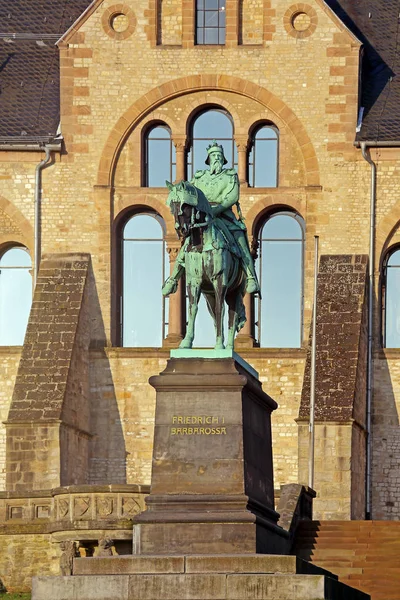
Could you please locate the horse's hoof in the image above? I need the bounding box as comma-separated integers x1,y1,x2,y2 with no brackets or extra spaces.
179,339,193,349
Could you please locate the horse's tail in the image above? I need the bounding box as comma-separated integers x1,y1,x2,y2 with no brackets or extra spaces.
236,280,247,332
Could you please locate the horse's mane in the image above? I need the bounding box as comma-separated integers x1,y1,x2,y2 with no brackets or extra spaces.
167,181,213,218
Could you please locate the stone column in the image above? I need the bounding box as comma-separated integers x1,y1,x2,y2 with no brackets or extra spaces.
172,136,186,182
164,245,183,348
235,137,249,186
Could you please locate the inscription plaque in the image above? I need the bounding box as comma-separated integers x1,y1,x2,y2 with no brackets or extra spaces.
171,415,226,435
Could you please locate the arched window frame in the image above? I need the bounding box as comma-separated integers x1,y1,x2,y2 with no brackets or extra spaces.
247,122,279,188
143,122,176,187
381,245,400,348
0,243,32,346
115,209,169,347
186,106,237,179
195,0,226,45
253,210,305,348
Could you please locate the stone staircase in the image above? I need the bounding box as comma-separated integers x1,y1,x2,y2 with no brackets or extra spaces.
293,521,400,600
32,554,370,599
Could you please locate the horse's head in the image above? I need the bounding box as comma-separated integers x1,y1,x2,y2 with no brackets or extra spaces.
166,180,212,239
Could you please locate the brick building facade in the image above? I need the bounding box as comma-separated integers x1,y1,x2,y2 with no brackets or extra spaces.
1,0,400,590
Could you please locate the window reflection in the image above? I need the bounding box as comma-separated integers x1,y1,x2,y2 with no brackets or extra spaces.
196,0,226,45
122,213,168,347
0,246,32,345
255,213,304,348
384,248,400,348
187,108,237,178
248,125,278,188
145,124,176,187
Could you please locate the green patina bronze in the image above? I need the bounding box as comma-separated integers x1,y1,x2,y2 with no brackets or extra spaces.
162,140,259,350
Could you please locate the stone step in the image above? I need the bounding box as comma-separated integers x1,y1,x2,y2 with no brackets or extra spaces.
32,572,370,600
73,554,337,578
293,521,400,600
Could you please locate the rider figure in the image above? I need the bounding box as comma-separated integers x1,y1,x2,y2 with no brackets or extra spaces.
162,140,260,296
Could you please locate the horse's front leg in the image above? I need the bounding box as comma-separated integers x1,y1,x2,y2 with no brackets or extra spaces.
179,280,201,349
213,278,227,350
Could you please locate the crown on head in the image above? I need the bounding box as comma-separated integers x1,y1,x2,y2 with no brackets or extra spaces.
205,140,228,165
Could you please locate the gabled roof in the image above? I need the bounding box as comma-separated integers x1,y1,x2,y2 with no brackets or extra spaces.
326,0,400,142
0,41,60,140
0,0,92,36
0,0,92,143
1,0,400,144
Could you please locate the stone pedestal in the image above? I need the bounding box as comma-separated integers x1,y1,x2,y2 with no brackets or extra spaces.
134,353,288,554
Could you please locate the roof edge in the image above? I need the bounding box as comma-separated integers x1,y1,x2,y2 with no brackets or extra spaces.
0,137,63,151
56,0,104,46
354,140,400,148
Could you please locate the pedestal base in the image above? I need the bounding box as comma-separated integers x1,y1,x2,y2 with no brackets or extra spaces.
134,356,286,555
32,554,370,600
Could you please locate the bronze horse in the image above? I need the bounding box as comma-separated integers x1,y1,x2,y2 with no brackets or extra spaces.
165,180,246,349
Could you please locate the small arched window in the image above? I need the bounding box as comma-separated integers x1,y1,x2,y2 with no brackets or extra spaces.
121,213,169,347
248,124,278,187
0,246,32,345
187,108,237,179
255,212,304,348
196,0,226,45
144,124,176,187
383,247,400,348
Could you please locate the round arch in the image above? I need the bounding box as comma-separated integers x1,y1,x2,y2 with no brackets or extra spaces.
97,75,320,188
184,95,242,134
139,111,180,137
0,195,34,253
245,194,305,243
377,204,400,270
114,194,176,239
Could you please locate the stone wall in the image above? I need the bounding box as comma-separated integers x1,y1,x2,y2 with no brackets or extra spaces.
5,254,92,491
299,255,368,519
0,349,21,490
1,0,400,522
160,0,182,45
0,485,147,592
371,352,400,519
241,0,265,45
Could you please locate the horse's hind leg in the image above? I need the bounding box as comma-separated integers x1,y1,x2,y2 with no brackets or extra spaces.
204,292,217,335
180,281,201,349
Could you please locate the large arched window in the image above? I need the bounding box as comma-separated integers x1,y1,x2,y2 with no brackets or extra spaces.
121,213,169,347
144,124,176,187
187,108,237,178
383,247,400,348
248,124,278,187
255,212,304,348
0,246,32,345
196,0,226,45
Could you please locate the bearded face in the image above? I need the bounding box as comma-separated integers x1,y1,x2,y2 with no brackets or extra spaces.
210,153,224,175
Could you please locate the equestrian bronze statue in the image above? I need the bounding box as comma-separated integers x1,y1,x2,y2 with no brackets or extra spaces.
162,140,259,350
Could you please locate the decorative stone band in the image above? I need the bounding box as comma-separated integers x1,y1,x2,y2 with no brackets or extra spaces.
0,484,149,529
